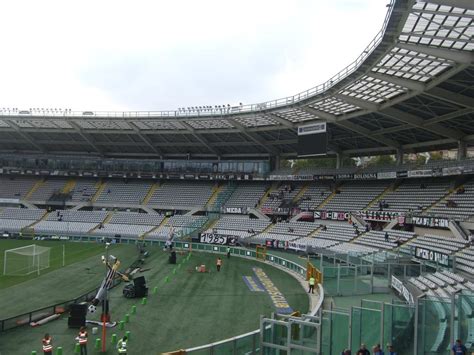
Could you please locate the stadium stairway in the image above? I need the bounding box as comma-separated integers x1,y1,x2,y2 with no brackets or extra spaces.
292,182,310,203
257,182,278,209
24,178,45,200
142,182,160,205
25,210,50,229
137,225,158,240
349,230,369,244
91,179,106,203
88,211,113,234
260,222,275,234
316,189,337,210
364,182,395,210
142,216,170,239
308,226,323,238
423,185,460,214
205,182,224,208
61,178,77,194
202,216,220,232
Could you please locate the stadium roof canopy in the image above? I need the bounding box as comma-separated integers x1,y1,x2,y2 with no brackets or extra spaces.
0,0,472,160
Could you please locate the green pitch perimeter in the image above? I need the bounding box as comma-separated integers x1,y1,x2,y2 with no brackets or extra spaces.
0,242,308,354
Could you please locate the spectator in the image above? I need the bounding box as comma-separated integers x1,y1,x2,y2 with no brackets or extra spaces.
451,339,467,355
386,344,397,355
356,344,370,355
372,344,383,355
341,350,352,355
385,232,389,242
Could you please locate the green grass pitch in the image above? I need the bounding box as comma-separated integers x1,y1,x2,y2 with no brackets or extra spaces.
0,243,308,354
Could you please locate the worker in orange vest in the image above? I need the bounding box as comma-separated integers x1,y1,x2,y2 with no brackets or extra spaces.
216,257,223,272
42,333,53,354
76,326,88,355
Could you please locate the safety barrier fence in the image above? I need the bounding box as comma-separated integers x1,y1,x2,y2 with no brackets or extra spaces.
0,279,121,333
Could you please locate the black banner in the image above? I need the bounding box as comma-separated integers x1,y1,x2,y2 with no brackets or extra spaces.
411,216,449,228
357,210,400,221
414,246,449,266
223,207,247,214
314,211,349,221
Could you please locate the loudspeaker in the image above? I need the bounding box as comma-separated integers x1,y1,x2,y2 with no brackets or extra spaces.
69,303,87,317
68,303,87,328
134,276,148,297
134,284,148,298
133,276,146,287
169,251,177,264
68,317,86,328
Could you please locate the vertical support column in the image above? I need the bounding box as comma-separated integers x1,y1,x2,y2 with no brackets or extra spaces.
450,292,456,348
348,307,353,350
396,148,404,166
380,302,385,347
337,263,341,295
336,153,342,169
370,263,374,294
328,302,333,355
414,296,419,355
457,139,467,161
274,155,281,171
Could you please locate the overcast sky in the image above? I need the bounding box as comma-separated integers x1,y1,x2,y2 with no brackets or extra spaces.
0,0,388,112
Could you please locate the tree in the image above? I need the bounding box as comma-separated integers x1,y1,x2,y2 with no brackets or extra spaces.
429,151,444,161
416,154,427,165
366,155,396,167
292,157,356,170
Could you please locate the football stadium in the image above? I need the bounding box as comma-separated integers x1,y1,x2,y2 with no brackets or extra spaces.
0,0,473,354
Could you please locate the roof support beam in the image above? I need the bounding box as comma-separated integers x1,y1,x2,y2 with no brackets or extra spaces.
424,87,474,109
302,105,398,148
128,123,164,158
228,118,279,155
412,8,474,18
368,72,426,92
7,121,45,153
335,120,399,148
181,122,220,156
381,107,464,140
396,42,474,64
424,107,473,125
333,94,379,111
299,106,337,122
372,108,473,136
265,113,295,128
69,121,104,155
423,0,474,11
400,33,472,44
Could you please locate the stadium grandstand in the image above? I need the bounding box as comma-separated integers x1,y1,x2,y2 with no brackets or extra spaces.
0,0,473,354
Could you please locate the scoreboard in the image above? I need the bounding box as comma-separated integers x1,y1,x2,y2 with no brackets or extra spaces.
297,122,327,157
